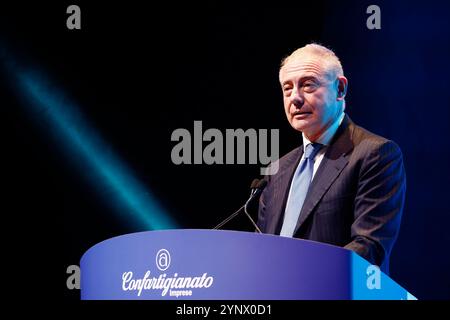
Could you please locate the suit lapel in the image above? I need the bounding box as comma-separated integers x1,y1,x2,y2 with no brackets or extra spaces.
293,116,355,235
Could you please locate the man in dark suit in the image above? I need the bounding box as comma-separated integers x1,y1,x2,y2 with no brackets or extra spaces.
257,44,406,274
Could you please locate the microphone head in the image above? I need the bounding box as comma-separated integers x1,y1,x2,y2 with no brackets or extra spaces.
250,178,260,189
256,179,267,190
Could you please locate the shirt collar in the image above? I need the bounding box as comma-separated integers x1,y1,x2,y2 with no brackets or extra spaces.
302,112,345,150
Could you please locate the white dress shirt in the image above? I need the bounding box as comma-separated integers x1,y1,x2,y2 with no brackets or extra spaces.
301,112,345,178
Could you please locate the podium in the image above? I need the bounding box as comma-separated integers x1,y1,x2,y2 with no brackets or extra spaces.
80,229,415,300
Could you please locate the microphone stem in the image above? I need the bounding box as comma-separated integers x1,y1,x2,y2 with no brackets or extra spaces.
213,186,264,233
213,204,246,230
244,198,262,233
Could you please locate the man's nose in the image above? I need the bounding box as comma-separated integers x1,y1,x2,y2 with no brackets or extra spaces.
290,87,304,108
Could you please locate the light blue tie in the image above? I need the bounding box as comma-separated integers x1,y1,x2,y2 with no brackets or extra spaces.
280,143,322,237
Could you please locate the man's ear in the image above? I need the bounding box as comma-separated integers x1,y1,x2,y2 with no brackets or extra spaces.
336,76,348,101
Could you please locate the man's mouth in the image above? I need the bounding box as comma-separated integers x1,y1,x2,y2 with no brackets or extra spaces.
292,111,312,117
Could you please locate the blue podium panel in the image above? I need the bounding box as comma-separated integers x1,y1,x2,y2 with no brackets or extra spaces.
80,229,415,300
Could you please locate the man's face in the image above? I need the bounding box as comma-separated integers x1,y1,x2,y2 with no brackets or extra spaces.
279,55,343,141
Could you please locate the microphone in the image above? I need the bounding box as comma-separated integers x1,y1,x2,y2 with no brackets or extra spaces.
213,179,267,233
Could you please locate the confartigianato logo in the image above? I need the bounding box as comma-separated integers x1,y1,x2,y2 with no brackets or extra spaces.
121,249,214,297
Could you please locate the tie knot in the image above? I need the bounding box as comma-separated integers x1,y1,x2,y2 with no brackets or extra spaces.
304,143,322,159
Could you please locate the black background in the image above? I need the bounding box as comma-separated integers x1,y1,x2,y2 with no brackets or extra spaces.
2,1,450,301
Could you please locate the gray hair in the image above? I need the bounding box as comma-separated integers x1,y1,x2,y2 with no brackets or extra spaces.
280,43,344,80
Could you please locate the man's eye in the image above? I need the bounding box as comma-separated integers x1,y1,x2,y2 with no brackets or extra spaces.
302,81,318,91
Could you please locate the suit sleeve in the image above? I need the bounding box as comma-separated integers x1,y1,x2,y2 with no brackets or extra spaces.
344,140,406,269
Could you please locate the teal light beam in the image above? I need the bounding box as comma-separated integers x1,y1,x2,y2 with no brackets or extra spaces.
6,58,178,231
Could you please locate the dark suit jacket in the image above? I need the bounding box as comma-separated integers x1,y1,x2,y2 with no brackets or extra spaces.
257,116,406,273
